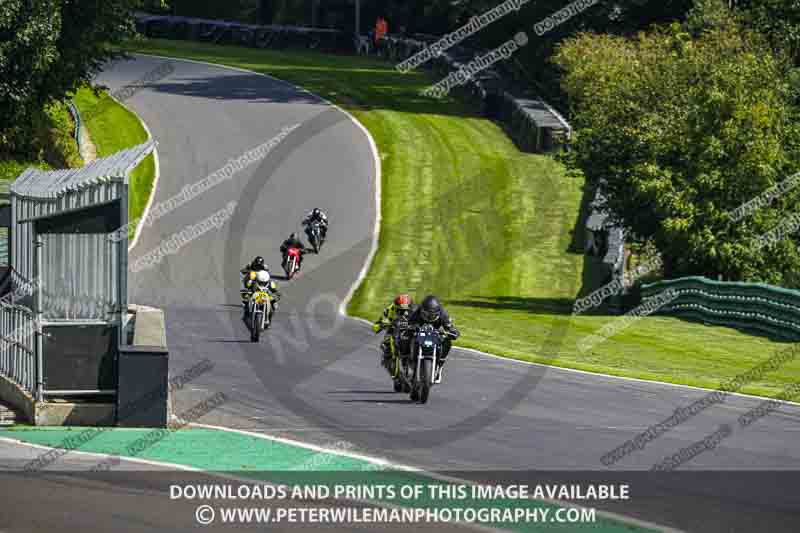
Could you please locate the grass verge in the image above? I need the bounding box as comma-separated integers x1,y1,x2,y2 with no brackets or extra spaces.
0,101,82,183
125,38,798,399
72,87,155,238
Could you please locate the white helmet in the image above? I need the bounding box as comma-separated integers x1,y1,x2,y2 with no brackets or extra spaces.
256,270,271,286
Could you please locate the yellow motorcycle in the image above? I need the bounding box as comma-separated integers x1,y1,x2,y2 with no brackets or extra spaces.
240,272,274,342
247,288,273,342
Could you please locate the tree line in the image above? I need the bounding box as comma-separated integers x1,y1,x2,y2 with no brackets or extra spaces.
5,1,800,284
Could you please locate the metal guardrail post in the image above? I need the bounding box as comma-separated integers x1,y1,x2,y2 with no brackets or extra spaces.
67,101,83,154
118,185,128,346
34,238,43,402
9,194,15,270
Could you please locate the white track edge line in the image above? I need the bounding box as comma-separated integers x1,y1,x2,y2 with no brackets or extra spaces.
188,422,679,532
351,308,800,407
0,435,202,472
0,434,498,533
3,429,673,532
104,92,161,253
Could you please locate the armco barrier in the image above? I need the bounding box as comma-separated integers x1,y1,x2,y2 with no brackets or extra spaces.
66,101,83,154
641,277,800,340
378,33,571,153
584,183,625,289
135,13,346,52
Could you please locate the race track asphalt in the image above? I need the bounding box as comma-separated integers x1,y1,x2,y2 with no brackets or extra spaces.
2,53,799,532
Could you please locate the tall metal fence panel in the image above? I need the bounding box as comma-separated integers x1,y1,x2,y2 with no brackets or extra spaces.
40,232,119,321
11,171,125,282
1,141,154,402
0,301,36,394
641,276,800,340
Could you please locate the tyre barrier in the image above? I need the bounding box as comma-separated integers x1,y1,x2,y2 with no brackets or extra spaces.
641,276,800,340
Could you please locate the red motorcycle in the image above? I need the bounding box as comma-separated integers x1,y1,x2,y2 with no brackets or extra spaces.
284,247,302,279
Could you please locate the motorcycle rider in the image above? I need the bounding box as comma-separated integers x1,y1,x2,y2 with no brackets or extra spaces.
407,295,460,380
240,255,268,295
372,294,415,369
302,208,328,241
246,269,280,323
240,257,280,318
280,233,306,271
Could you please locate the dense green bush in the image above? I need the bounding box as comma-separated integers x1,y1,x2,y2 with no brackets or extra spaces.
555,0,800,285
1,0,137,159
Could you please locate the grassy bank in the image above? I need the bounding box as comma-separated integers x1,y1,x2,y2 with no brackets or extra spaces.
0,89,154,237
0,102,83,261
127,38,797,398
72,87,155,238
0,101,82,183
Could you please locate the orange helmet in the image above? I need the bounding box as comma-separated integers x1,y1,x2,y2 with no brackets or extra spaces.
394,294,412,310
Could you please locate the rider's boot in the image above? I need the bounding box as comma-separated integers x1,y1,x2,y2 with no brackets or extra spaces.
380,341,392,371
435,358,445,383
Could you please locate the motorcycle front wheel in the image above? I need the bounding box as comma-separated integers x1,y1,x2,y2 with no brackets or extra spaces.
419,358,433,404
251,311,261,342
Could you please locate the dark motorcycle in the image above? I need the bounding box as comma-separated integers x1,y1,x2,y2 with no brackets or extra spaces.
408,323,443,404
307,221,325,254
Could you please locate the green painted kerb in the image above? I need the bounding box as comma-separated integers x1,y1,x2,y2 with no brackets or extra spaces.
4,427,659,533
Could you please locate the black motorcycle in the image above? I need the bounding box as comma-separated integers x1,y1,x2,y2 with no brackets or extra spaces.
307,221,325,254
408,323,444,404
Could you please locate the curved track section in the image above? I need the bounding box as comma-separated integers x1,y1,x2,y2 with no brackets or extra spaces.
3,54,798,532
116,54,800,465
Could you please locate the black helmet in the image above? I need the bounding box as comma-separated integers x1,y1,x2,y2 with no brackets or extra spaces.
419,295,441,323
252,256,265,270
313,208,321,217
289,233,297,240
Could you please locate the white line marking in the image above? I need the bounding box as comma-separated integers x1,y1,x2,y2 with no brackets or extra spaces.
457,344,800,408
108,93,161,253
189,422,681,532
0,436,497,533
